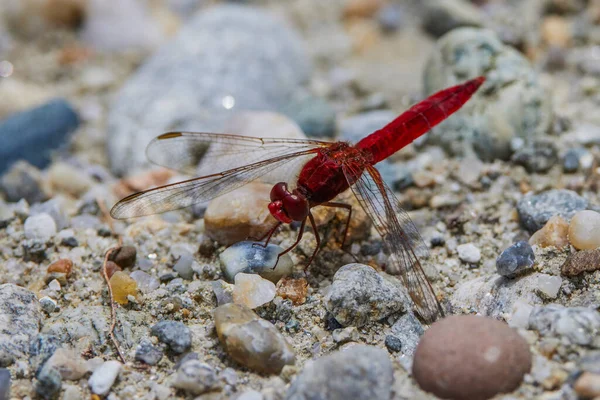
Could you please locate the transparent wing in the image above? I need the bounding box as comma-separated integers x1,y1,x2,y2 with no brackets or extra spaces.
146,132,329,177
111,149,319,219
342,163,444,323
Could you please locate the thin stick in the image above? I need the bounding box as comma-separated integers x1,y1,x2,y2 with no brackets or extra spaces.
102,247,125,363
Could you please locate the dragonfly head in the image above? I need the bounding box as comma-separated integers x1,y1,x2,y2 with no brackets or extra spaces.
268,182,309,223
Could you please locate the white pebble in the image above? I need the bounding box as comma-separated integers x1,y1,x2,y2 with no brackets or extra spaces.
457,243,481,264
568,210,600,250
233,273,276,309
536,275,562,299
88,360,122,396
24,213,57,241
507,300,534,329
47,279,61,291
237,390,264,400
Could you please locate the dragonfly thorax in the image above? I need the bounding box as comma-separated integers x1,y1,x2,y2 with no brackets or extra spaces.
268,182,309,224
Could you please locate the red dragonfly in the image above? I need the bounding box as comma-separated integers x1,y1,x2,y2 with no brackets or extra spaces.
111,76,485,323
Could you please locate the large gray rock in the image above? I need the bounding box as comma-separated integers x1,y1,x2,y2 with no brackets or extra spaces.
324,264,406,327
107,4,310,175
528,305,600,348
423,28,552,161
517,189,588,233
0,284,42,366
286,345,393,400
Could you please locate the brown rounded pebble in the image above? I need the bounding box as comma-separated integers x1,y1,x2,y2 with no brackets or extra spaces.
413,315,532,400
574,372,600,398
561,249,600,277
47,259,73,277
568,210,600,250
108,246,137,269
104,261,122,279
276,277,308,305
529,215,569,249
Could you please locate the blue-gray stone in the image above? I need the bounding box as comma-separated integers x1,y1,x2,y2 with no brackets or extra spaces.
0,99,79,174
496,241,535,278
107,4,310,175
283,96,336,138
0,368,10,400
29,334,61,375
173,253,195,280
384,335,402,353
0,161,47,204
135,339,164,366
563,148,586,173
219,241,293,283
517,189,588,232
35,364,61,400
151,321,191,354
388,312,424,356
511,140,558,173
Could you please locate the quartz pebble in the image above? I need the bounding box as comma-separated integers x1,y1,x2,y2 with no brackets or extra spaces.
568,210,600,250
535,275,562,299
561,249,600,276
285,345,393,400
325,264,405,327
109,271,138,305
529,215,569,249
88,360,121,396
496,241,535,278
24,213,57,242
413,315,532,400
130,270,160,293
457,243,481,264
214,303,295,374
204,183,278,246
135,340,163,366
151,321,192,354
219,241,294,283
574,372,600,398
233,273,277,309
517,189,588,233
528,305,600,347
276,277,308,305
44,348,88,380
0,368,9,400
172,360,219,395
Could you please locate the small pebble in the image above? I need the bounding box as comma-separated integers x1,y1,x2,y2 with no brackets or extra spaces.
562,148,583,173
517,189,588,233
568,210,600,250
332,327,359,344
511,140,559,173
561,249,600,276
0,161,46,204
151,320,192,354
88,360,121,396
135,340,163,366
172,360,219,395
238,390,264,400
529,215,569,249
276,277,308,305
130,270,160,293
109,271,138,305
108,246,137,269
44,348,88,380
413,315,532,400
457,243,481,264
24,213,57,242
325,264,405,327
39,297,57,314
214,303,295,374
211,280,234,305
384,335,402,353
536,274,562,299
388,313,424,356
496,241,535,278
233,273,277,309
47,162,93,197
285,345,393,400
173,253,195,280
35,364,62,400
47,259,73,277
219,241,294,283
574,372,600,398
0,368,9,400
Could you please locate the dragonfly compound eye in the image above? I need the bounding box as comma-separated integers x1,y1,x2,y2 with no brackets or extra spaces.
270,182,289,201
268,200,293,224
282,192,309,221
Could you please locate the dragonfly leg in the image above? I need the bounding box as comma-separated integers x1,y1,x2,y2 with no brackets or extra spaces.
250,222,282,249
273,218,307,269
320,202,352,248
304,212,321,271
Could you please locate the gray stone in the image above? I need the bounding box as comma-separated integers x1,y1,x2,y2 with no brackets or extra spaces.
107,4,310,175
88,360,121,396
324,264,406,327
528,305,600,347
24,213,57,242
41,306,109,347
424,28,551,161
0,284,41,366
0,368,9,400
388,313,424,356
384,335,402,353
563,148,586,173
219,241,294,284
285,345,393,400
511,140,559,173
135,340,163,366
422,0,483,38
28,334,61,374
496,241,535,278
517,189,588,232
35,364,62,400
151,321,192,354
283,95,336,138
457,243,481,264
173,253,195,280
30,199,69,230
172,360,219,395
0,161,47,204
